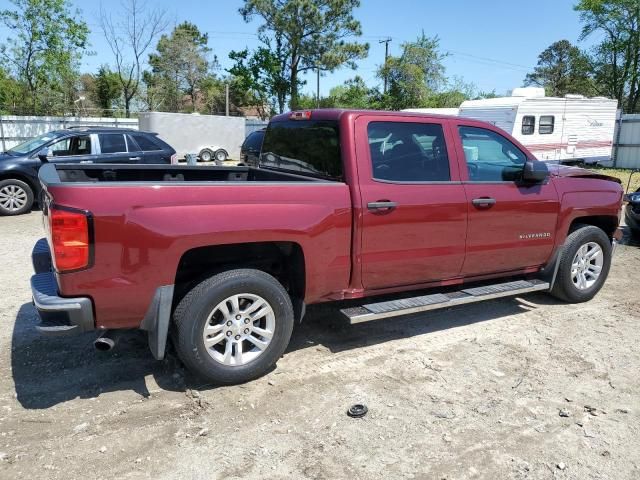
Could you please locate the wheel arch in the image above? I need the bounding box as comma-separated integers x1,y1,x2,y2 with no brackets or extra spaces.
172,241,306,319
568,215,619,239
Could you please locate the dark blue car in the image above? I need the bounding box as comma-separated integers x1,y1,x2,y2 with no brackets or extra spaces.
625,189,640,237
0,127,176,215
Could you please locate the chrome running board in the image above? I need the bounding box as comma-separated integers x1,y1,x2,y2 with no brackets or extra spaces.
340,279,550,324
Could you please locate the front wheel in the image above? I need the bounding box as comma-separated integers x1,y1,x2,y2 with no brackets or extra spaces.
198,148,213,162
173,269,294,384
550,225,612,303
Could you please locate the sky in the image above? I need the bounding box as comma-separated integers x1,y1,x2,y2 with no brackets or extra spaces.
1,0,599,97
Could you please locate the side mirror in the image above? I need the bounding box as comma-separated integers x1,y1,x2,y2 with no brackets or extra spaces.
37,147,52,162
522,160,549,183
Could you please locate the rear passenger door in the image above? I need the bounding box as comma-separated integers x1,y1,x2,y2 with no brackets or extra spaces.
97,133,136,163
454,123,560,276
356,116,468,290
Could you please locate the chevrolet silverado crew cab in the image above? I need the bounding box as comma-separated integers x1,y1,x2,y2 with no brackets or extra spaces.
30,110,624,384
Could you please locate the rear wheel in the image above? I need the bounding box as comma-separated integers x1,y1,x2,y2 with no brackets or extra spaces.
214,149,228,165
0,179,34,216
550,225,612,303
173,269,294,384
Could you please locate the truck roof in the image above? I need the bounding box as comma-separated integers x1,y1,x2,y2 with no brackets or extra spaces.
270,109,461,123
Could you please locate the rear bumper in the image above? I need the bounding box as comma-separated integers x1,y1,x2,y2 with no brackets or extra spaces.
31,238,94,336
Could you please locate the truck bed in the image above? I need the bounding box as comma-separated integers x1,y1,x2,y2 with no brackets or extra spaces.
40,163,331,185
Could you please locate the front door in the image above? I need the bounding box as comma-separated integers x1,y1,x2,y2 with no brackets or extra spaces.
46,134,96,164
356,116,468,290
454,123,560,276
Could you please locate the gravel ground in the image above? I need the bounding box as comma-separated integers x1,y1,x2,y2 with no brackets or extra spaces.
0,211,639,480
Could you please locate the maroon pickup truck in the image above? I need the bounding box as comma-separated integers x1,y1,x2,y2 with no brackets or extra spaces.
30,109,624,384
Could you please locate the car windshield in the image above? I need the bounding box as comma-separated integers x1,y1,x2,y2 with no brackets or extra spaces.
6,132,62,155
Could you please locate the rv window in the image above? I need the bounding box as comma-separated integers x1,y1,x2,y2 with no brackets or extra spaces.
539,116,555,135
521,116,535,135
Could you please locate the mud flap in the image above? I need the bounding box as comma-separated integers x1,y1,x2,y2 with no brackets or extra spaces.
140,285,174,360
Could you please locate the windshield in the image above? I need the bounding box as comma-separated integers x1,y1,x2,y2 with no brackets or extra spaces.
7,132,61,155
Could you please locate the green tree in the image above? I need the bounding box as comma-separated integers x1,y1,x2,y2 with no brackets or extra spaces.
0,67,24,114
240,0,369,110
229,35,292,115
328,76,374,108
576,0,640,112
378,33,447,110
0,0,89,114
148,22,212,112
524,40,596,97
94,66,123,116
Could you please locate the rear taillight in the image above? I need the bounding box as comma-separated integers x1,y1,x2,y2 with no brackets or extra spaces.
48,207,92,272
170,153,178,164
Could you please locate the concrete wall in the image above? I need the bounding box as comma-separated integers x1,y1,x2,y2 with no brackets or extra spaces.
0,116,138,151
139,112,246,160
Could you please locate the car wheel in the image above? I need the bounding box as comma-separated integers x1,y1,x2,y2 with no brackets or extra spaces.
214,149,228,165
0,179,34,216
550,225,612,303
198,148,213,162
173,269,294,384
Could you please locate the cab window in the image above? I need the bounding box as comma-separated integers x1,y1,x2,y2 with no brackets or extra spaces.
459,126,527,182
367,122,450,182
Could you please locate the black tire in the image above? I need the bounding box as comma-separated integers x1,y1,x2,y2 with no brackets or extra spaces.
173,269,294,384
198,148,213,162
0,178,34,216
214,149,228,165
550,225,612,303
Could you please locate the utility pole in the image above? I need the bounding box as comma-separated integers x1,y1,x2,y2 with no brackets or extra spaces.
379,37,392,94
225,83,230,116
316,68,320,109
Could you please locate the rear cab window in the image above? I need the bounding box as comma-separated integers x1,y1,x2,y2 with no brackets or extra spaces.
260,119,342,181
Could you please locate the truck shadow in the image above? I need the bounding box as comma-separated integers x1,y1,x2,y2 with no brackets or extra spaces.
11,303,183,409
12,292,555,409
287,292,555,355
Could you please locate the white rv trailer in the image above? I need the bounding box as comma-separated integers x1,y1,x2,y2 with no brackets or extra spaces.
458,88,618,163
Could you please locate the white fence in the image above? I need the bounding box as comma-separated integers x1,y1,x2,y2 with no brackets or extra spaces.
614,114,640,169
0,116,139,151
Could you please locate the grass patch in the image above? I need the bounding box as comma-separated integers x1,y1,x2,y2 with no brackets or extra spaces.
588,166,640,193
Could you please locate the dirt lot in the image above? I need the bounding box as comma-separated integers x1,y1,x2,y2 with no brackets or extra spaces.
0,212,639,480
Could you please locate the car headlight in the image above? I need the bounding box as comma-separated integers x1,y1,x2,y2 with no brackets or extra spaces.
627,193,640,203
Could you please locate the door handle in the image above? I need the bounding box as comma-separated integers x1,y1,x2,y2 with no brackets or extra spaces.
129,156,142,161
367,201,397,212
472,197,496,208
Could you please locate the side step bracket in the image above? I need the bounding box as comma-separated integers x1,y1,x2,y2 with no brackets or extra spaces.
340,279,549,324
